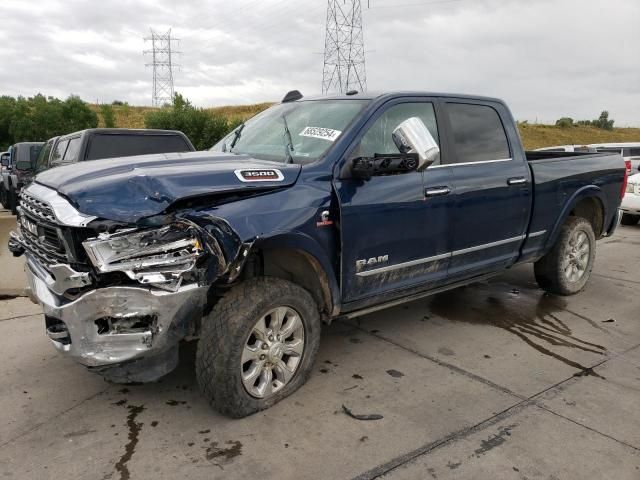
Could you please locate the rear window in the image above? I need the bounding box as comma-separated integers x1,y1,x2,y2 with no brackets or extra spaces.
445,103,510,164
85,134,192,161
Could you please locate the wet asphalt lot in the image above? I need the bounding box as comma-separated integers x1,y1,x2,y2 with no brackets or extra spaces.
0,208,639,479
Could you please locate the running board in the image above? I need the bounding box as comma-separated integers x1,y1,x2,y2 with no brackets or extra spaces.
340,272,500,320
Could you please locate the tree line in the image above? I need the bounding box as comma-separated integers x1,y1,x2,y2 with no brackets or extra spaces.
555,111,615,130
0,94,99,149
0,92,241,151
144,93,241,150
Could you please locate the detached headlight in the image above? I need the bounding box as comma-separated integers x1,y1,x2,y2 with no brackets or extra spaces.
83,225,203,290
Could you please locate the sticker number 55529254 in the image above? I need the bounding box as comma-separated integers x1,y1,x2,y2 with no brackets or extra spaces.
299,126,342,141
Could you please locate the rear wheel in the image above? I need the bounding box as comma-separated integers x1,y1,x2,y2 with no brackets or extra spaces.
196,277,321,418
620,213,640,226
534,217,596,296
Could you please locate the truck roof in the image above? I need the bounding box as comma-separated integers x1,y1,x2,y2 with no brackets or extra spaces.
301,90,506,104
59,128,187,139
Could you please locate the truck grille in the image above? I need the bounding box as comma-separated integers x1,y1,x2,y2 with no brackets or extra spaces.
20,191,57,223
19,191,69,271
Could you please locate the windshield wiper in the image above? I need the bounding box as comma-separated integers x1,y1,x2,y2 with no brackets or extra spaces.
227,122,245,152
281,114,295,164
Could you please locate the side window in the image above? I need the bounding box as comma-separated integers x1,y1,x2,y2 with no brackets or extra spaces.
50,139,69,165
62,137,81,163
358,102,439,159
446,103,510,163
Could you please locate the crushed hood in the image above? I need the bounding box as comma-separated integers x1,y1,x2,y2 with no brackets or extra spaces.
35,151,301,223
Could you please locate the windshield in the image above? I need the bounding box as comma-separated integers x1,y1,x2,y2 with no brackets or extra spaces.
212,100,367,164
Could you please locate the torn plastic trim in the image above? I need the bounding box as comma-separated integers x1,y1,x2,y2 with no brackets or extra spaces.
175,213,249,283
22,254,93,296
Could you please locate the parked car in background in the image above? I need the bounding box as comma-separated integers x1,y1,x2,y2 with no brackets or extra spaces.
9,91,626,418
591,143,640,174
534,145,597,153
34,128,195,174
1,142,43,214
621,172,640,225
0,151,10,209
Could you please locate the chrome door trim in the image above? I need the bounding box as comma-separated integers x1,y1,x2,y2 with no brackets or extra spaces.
428,158,512,169
356,252,451,277
450,235,525,257
528,230,547,238
356,234,532,277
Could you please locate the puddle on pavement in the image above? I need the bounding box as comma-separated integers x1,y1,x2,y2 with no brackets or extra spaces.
425,282,607,376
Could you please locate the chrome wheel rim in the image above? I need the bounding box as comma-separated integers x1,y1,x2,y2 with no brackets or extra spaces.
563,229,590,283
241,306,305,399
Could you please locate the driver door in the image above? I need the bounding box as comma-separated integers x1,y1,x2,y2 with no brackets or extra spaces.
334,99,454,306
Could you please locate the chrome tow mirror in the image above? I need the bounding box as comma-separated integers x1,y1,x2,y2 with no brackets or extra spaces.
392,117,440,170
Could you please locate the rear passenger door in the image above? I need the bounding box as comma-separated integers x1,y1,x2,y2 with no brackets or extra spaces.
441,100,531,279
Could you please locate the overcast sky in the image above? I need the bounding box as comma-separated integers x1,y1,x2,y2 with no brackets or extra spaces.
0,0,638,125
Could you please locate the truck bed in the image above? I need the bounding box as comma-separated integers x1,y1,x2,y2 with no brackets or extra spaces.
522,150,624,262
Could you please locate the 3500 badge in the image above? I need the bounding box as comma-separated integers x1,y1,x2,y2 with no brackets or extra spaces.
234,169,285,182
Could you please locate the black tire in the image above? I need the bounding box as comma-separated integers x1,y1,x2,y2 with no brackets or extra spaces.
620,213,640,226
196,277,321,418
8,186,17,215
534,217,596,296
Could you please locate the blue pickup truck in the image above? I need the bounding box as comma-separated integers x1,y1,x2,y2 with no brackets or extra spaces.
9,91,626,417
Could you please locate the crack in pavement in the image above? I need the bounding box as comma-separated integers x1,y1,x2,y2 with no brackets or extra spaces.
0,387,110,450
0,313,42,323
346,320,525,400
592,273,640,285
350,342,640,480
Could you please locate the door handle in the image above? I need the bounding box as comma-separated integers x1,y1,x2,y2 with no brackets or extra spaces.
507,177,527,185
425,186,451,197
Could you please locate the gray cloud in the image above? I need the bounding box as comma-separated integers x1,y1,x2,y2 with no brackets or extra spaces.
0,0,638,125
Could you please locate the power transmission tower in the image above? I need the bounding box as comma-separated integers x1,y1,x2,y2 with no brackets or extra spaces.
322,0,367,95
144,29,180,107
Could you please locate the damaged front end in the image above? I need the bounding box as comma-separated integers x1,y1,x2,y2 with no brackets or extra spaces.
10,183,248,382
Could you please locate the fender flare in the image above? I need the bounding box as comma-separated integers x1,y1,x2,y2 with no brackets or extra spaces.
252,231,341,316
544,185,607,251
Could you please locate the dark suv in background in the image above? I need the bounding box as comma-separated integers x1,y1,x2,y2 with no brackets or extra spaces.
35,128,195,174
1,142,43,214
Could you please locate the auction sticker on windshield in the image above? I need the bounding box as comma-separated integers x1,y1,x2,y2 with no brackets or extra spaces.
299,127,342,141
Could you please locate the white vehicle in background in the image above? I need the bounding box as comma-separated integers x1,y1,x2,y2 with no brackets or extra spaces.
534,145,596,153
621,172,640,225
590,143,640,175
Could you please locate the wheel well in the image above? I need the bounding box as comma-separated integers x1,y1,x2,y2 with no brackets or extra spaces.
258,249,333,319
569,197,604,237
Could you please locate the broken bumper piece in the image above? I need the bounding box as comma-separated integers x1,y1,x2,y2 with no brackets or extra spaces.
25,257,207,379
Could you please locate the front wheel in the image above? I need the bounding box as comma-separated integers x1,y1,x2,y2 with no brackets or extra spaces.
196,277,321,418
620,213,639,226
8,186,17,215
534,217,596,296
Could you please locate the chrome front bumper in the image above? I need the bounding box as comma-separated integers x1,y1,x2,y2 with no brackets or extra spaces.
25,257,207,368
